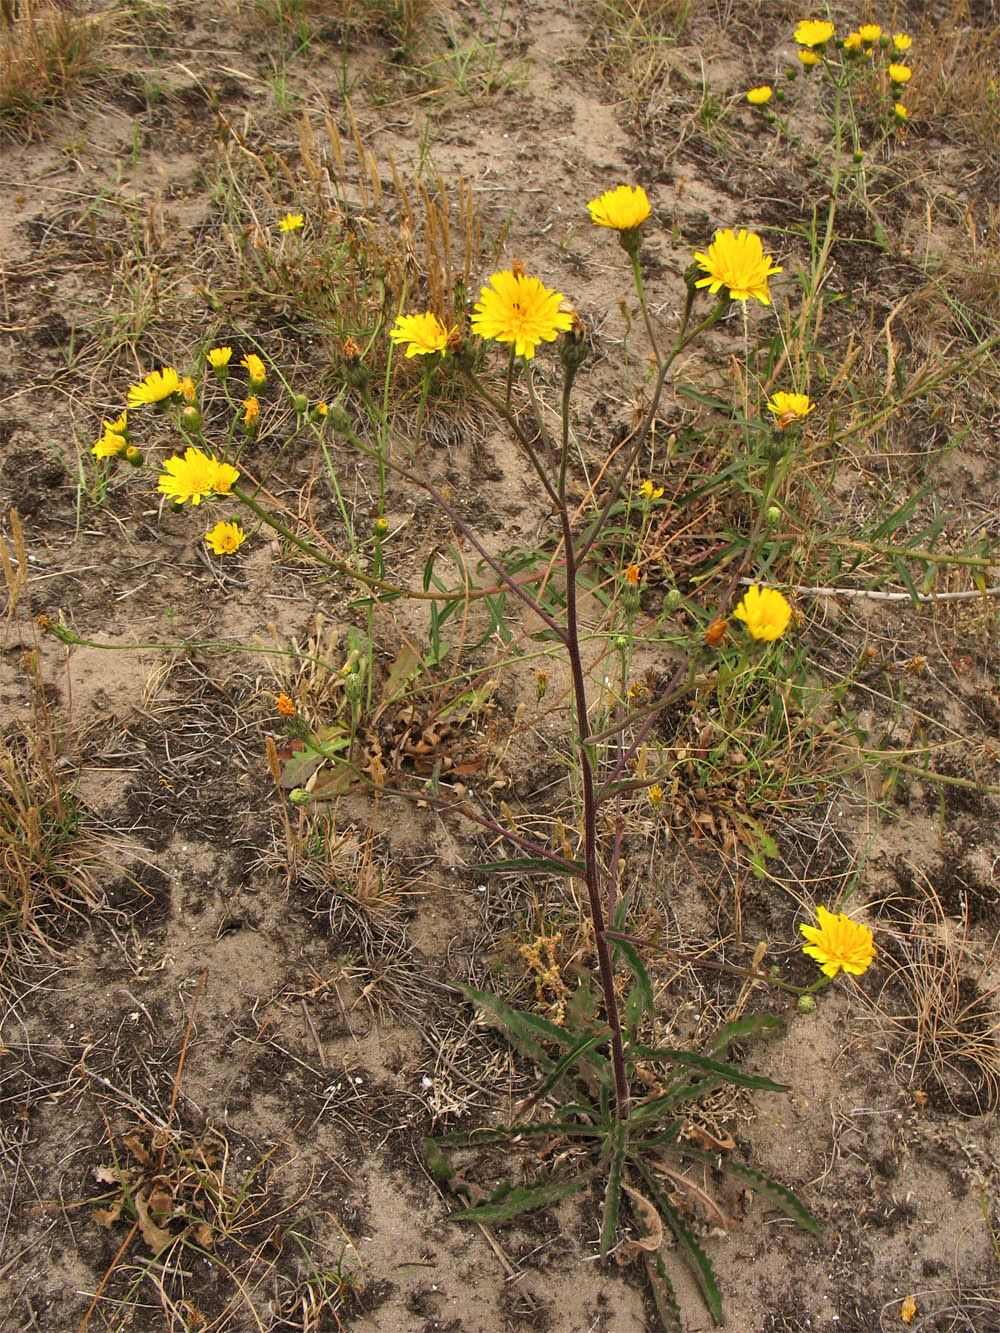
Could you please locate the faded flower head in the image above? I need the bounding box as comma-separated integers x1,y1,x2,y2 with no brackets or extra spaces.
648,785,664,808
205,520,246,555
794,18,835,46
127,366,181,407
276,692,296,717
587,184,651,232
766,391,815,424
243,396,260,431
624,563,641,586
389,311,452,357
746,85,773,105
800,906,876,978
278,212,304,232
843,30,862,50
693,228,783,305
732,584,792,641
470,269,574,360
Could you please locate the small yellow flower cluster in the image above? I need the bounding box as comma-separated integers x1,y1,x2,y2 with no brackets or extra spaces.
788,19,913,118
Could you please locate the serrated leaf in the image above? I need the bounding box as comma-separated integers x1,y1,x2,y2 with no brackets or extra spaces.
630,1045,787,1093
423,1137,455,1188
530,1027,611,1106
651,1185,722,1322
449,1171,595,1225
474,855,584,877
717,1157,820,1236
644,1250,683,1332
707,1012,782,1059
610,937,654,1023
462,985,574,1068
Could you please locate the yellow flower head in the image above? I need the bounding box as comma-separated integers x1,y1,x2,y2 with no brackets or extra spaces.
127,366,180,407
212,460,240,495
276,692,296,717
625,563,641,586
471,269,574,359
389,311,452,357
278,212,304,233
894,102,908,120
243,396,260,430
180,375,197,405
800,906,876,978
158,446,233,506
892,32,911,52
843,30,862,50
794,18,835,46
732,584,792,641
205,520,247,556
858,23,881,44
889,63,912,84
798,48,821,66
766,391,815,424
746,85,773,105
105,410,128,436
207,346,232,369
587,184,651,232
693,229,783,306
241,353,267,387
638,478,664,500
648,785,664,808
92,430,128,459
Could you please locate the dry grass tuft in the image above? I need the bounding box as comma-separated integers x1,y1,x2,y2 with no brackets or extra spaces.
0,0,102,131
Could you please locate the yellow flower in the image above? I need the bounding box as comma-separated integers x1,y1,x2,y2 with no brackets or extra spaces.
205,520,247,555
625,563,641,586
693,229,783,306
648,785,664,808
638,478,664,500
794,18,834,46
766,391,815,424
894,102,908,120
587,184,651,232
276,692,296,717
241,353,267,387
127,366,180,407
800,906,876,979
892,32,911,52
470,269,574,359
278,212,304,232
389,311,452,357
207,346,232,370
746,85,773,105
843,30,862,50
732,584,792,641
798,48,821,66
243,396,260,430
858,23,881,44
212,460,240,495
180,375,197,404
92,430,127,459
105,410,128,436
158,447,233,506
889,63,912,84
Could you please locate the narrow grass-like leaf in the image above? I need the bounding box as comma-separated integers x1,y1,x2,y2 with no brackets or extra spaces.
529,1027,611,1105
706,1013,781,1058
610,936,654,1023
600,1120,628,1258
463,985,576,1065
474,855,584,877
449,1170,595,1225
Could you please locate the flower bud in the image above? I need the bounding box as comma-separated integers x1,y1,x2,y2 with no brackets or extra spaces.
766,505,781,527
288,788,313,805
326,404,353,435
662,588,682,615
291,393,308,415
181,405,203,433
123,445,144,466
797,994,816,1015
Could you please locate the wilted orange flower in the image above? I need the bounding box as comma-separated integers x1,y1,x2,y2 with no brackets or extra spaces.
625,564,641,586
704,618,729,646
276,692,296,717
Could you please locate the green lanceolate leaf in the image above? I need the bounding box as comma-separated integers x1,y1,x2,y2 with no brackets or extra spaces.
629,1045,788,1093
644,1250,683,1333
600,1119,628,1258
461,985,575,1068
423,1137,455,1188
528,1027,611,1107
638,1163,722,1323
429,1118,605,1153
706,1012,782,1058
474,855,585,877
449,1170,596,1225
610,937,654,1024
693,1153,820,1236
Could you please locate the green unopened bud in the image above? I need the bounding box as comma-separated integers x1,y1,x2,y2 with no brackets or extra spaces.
797,994,816,1015
123,446,144,466
181,405,202,433
374,516,389,536
614,634,629,651
853,150,864,164
683,259,704,296
662,588,682,615
288,787,313,805
326,404,353,436
291,393,308,415
558,303,588,379
622,586,641,615
766,505,781,527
